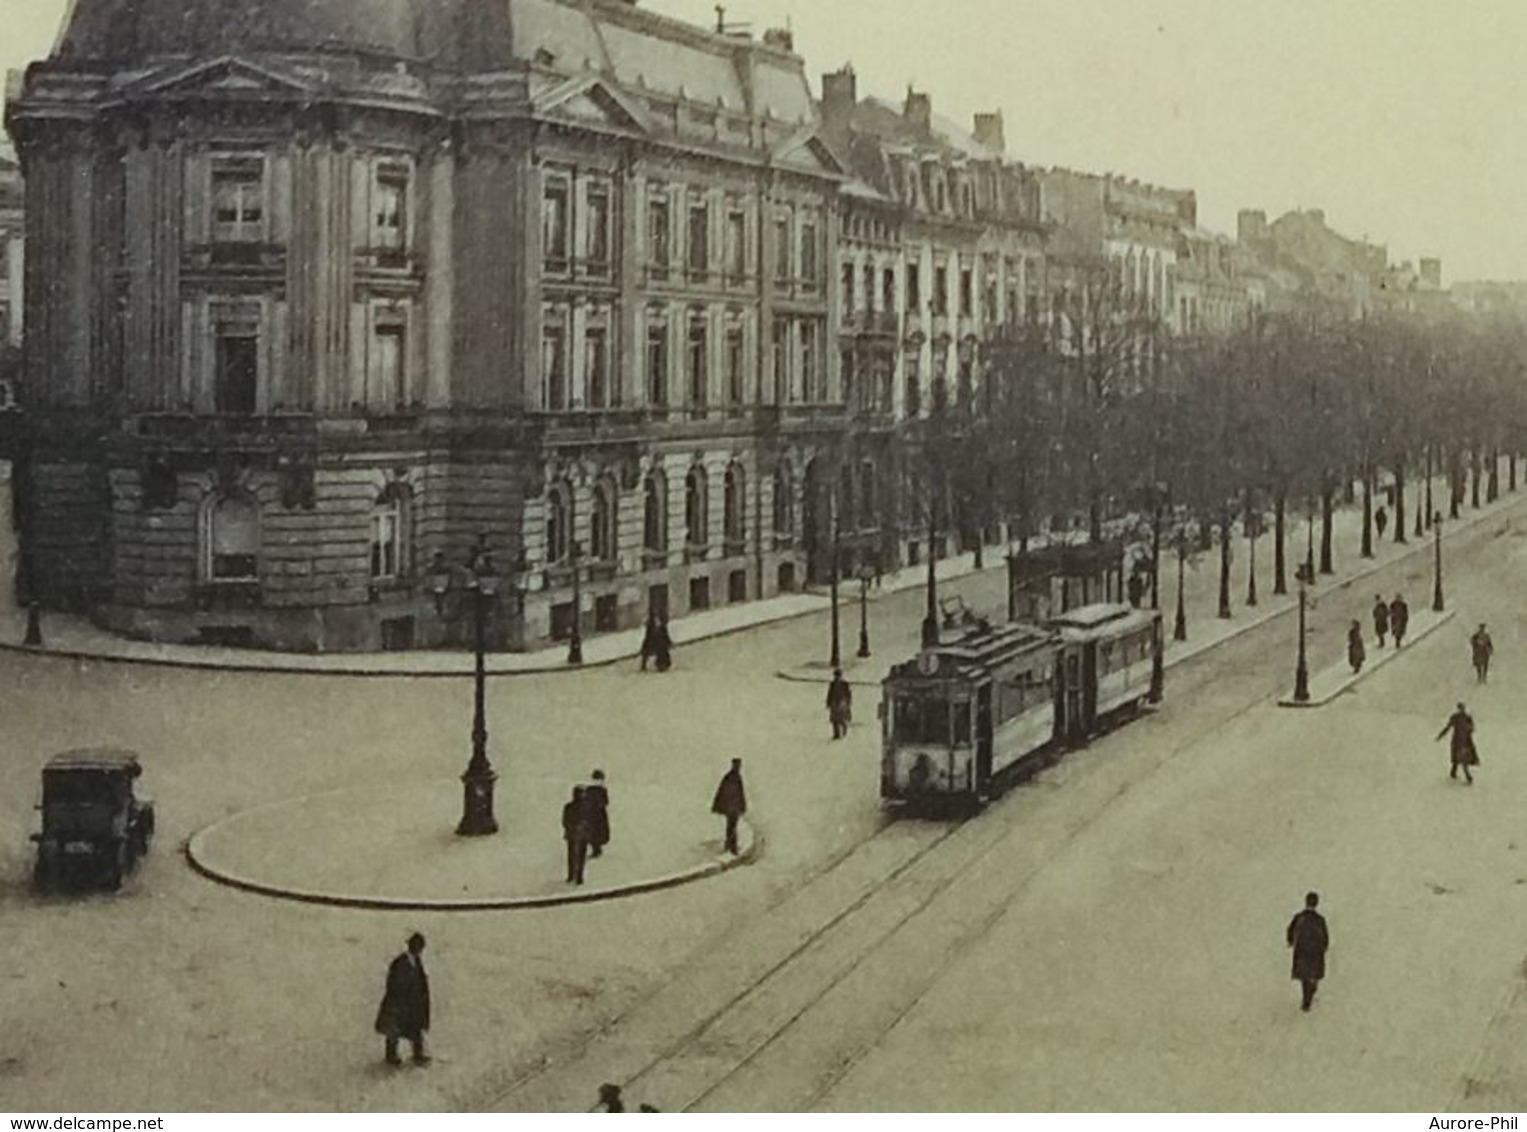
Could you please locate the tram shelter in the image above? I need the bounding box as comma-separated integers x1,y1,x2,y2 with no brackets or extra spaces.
1006,539,1126,623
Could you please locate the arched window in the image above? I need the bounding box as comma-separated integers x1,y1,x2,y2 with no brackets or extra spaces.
643,470,667,553
724,462,746,544
546,482,573,565
685,465,708,548
591,478,617,562
205,492,260,581
772,462,793,536
370,484,412,580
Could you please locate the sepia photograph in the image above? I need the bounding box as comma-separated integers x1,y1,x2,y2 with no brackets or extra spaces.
2,0,1526,1116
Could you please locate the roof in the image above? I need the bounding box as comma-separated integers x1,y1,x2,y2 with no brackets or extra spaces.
44,748,143,772
1048,602,1140,630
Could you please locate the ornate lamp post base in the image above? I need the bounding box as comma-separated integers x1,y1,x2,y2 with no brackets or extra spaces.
457,767,499,837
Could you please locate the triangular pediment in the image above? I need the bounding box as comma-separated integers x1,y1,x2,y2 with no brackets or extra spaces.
772,131,849,178
130,57,316,100
533,76,649,136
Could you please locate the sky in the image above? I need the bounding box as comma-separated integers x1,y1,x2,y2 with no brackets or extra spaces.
3,0,1525,282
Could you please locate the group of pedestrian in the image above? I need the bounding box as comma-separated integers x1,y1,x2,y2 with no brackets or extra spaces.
1370,593,1409,650
594,1083,659,1112
562,769,612,885
639,614,674,672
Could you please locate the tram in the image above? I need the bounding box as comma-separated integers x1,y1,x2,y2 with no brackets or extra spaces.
880,603,1163,809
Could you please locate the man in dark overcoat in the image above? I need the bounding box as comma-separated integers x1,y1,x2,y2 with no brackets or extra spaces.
585,770,611,858
1286,892,1329,1012
1437,702,1479,784
653,619,674,672
1347,621,1366,674
563,785,592,884
711,758,747,855
1389,593,1410,649
1372,595,1389,648
1471,624,1494,684
375,932,431,1065
826,669,853,739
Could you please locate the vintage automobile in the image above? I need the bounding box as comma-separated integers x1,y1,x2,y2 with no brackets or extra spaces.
31,749,155,891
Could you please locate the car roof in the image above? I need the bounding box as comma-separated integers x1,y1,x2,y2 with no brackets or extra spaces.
44,748,142,772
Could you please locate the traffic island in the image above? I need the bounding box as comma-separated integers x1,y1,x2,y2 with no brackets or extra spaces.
186,775,756,910
1278,608,1456,708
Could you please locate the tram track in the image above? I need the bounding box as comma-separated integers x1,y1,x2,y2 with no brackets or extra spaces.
483,508,1522,1113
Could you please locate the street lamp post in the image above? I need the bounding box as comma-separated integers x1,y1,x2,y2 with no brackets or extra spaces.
1173,530,1187,643
567,539,584,666
1293,573,1311,704
857,564,873,659
432,547,501,837
922,482,939,649
1432,511,1445,612
829,516,842,670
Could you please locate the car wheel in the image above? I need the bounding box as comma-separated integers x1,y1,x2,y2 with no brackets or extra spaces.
105,842,126,891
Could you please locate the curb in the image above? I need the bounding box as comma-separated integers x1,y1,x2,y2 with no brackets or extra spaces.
184,815,760,912
1277,609,1457,708
772,497,1523,690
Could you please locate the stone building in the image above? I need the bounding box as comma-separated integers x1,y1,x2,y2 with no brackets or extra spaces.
1236,207,1388,323
5,0,847,652
818,69,1048,574
0,142,21,354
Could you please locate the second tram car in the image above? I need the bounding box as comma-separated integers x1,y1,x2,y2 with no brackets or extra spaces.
881,603,1163,808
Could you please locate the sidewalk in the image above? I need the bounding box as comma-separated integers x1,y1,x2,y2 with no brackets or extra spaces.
0,545,997,677
779,474,1519,688
1277,608,1456,707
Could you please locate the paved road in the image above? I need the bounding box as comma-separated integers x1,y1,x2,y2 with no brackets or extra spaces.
0,480,1510,1111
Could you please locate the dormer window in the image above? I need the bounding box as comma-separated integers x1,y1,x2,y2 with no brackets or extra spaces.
212,158,264,245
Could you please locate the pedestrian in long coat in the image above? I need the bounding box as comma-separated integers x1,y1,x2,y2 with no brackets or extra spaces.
1286,892,1329,1012
711,758,747,856
826,670,853,739
1347,621,1366,674
563,786,592,884
1437,703,1480,784
1372,596,1390,647
1389,593,1410,649
639,616,660,672
375,932,431,1065
585,770,610,858
653,619,674,672
1375,506,1389,540
1471,624,1494,684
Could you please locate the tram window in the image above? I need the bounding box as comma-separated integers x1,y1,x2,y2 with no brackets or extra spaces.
895,694,952,745
953,704,971,744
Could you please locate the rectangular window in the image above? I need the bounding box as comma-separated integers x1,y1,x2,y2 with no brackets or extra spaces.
212,161,264,244
907,264,921,311
214,326,258,413
687,320,708,414
647,324,668,407
842,264,856,315
371,323,405,409
800,321,817,402
542,326,567,411
864,265,877,313
799,222,819,286
374,167,407,251
933,266,949,316
543,181,570,270
773,318,790,403
726,210,746,280
586,187,611,269
371,508,400,580
726,327,745,405
687,201,709,276
648,197,670,276
774,217,791,284
585,329,609,409
959,269,973,318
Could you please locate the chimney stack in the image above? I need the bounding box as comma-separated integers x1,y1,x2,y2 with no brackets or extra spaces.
1237,209,1267,245
762,27,794,52
821,65,857,132
972,111,1005,154
904,88,932,133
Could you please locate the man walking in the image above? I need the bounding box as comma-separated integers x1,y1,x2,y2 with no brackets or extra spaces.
1389,593,1410,649
1437,702,1480,785
1375,505,1389,541
1347,620,1366,675
1372,595,1389,648
563,785,592,883
826,669,853,740
1286,892,1329,1013
375,932,431,1066
1471,623,1494,684
711,758,748,856
585,770,610,858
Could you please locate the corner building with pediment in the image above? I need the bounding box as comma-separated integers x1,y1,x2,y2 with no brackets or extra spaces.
6,0,847,651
